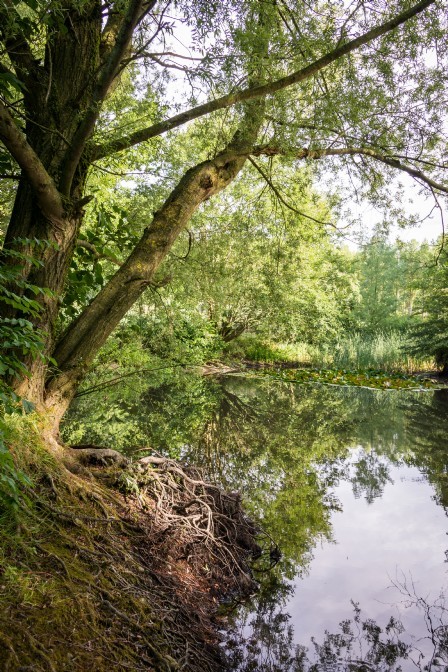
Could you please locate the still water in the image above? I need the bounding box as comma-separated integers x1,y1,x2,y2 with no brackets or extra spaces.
64,373,448,671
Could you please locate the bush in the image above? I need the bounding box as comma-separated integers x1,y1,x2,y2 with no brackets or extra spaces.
0,424,31,511
0,239,51,511
141,313,224,363
406,319,448,375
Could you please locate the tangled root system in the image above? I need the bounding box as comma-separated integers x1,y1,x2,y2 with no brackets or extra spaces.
0,431,275,672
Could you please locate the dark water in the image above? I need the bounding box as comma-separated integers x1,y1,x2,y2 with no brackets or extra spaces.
63,373,448,671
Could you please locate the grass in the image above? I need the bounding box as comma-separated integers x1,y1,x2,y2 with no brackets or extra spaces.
224,332,434,374
223,335,311,364
312,332,433,373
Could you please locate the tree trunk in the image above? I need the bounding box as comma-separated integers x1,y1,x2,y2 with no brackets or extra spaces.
44,138,260,418
0,0,265,435
219,321,247,343
1,1,104,403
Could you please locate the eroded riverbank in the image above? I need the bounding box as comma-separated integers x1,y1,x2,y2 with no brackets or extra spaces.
0,418,268,671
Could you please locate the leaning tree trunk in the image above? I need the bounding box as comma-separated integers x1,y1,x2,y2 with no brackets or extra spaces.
43,103,264,426
9,135,258,427
0,0,265,437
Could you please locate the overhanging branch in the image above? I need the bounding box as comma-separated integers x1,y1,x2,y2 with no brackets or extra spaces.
251,145,448,196
248,156,332,227
46,100,265,401
91,0,435,161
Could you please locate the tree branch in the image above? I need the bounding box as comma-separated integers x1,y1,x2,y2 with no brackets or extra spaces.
145,53,193,73
100,4,126,63
76,239,122,266
47,97,266,402
251,145,448,195
100,0,158,62
47,152,245,396
248,156,332,227
138,51,203,61
91,0,435,161
0,100,63,222
0,0,39,84
59,0,157,195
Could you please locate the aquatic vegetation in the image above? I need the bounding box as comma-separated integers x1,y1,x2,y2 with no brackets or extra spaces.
256,366,437,390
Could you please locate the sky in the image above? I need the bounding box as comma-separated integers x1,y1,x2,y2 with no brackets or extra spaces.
287,458,448,668
334,179,446,250
353,200,443,247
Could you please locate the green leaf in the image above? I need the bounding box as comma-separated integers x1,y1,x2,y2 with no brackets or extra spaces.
0,72,27,94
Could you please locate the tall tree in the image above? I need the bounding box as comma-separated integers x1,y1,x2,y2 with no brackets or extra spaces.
0,0,447,434
351,234,411,331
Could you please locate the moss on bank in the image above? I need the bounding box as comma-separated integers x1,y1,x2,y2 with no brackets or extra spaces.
0,416,262,671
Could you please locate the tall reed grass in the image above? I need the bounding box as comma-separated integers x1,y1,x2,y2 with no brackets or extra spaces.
225,332,434,373
312,332,432,373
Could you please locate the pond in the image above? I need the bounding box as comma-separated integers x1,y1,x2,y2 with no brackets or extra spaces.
63,372,448,671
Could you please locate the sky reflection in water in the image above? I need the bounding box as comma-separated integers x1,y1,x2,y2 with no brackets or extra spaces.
222,383,448,671
288,459,448,666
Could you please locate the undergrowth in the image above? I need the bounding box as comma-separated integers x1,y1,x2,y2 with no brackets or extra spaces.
0,416,264,671
224,335,309,364
224,332,433,373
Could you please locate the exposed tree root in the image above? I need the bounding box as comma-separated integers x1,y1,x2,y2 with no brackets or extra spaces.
74,447,130,467
0,427,275,671
135,455,262,594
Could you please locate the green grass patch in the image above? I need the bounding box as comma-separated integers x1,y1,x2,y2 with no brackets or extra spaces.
224,336,311,364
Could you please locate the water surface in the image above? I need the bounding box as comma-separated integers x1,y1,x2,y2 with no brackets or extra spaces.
64,374,448,671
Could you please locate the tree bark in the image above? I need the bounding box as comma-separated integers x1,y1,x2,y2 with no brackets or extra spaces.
0,0,133,407
45,110,264,415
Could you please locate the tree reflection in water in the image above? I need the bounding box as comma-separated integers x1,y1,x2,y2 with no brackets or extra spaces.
63,375,448,671
226,577,448,671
